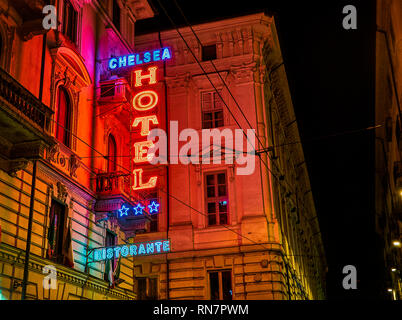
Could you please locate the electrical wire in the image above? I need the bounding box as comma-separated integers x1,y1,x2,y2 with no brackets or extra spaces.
6,27,323,297
156,0,319,236
155,0,325,295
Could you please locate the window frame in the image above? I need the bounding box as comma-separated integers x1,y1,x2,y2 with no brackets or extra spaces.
202,44,217,61
107,134,117,172
104,229,117,281
208,269,233,300
62,0,79,45
204,171,229,227
48,199,68,264
136,190,159,233
201,90,224,129
137,276,158,300
112,0,121,33
55,86,73,148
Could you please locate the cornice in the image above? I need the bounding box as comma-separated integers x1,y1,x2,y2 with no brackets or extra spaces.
0,243,135,300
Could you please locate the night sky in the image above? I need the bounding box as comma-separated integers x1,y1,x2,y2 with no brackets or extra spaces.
136,0,377,299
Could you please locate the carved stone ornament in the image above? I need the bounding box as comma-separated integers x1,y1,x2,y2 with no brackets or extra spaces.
0,159,29,177
56,182,68,203
69,154,80,178
46,144,60,162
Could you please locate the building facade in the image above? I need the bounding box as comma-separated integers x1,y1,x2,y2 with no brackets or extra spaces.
128,13,326,300
0,0,154,300
0,1,326,301
375,0,402,300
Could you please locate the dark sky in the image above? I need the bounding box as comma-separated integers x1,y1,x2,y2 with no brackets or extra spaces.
137,0,377,299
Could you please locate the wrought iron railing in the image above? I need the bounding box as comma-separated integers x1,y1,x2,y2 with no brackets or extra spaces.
0,67,53,132
95,171,130,195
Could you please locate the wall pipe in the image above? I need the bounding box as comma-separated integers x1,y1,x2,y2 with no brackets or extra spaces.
21,30,48,300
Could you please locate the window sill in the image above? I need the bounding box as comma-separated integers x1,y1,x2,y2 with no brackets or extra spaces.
195,224,239,234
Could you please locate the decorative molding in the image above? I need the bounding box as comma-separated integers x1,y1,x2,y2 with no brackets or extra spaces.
56,181,68,203
0,158,29,177
46,142,82,178
0,243,135,300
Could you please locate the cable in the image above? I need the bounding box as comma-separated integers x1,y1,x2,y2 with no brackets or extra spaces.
156,0,324,290
170,0,303,198
6,39,323,295
21,86,323,263
157,0,319,230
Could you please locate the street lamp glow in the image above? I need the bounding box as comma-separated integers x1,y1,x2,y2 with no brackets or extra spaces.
391,268,397,272
392,240,401,247
387,288,393,292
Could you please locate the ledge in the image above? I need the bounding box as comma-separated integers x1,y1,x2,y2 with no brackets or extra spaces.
0,243,136,300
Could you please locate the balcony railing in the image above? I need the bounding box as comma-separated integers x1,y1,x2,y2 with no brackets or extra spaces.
95,171,130,196
0,67,53,132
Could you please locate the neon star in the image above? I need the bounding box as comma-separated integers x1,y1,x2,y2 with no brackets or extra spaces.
118,205,129,217
133,203,145,215
148,201,160,214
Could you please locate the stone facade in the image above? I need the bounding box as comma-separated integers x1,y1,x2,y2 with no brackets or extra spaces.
375,0,402,300
0,1,326,300
130,13,326,300
0,0,152,300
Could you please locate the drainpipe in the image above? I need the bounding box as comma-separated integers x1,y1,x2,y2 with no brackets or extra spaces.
38,33,47,101
21,31,47,300
21,160,38,300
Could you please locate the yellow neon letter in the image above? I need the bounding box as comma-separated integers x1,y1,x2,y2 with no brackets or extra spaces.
132,90,158,111
132,115,159,136
133,140,154,163
134,66,158,87
132,168,157,190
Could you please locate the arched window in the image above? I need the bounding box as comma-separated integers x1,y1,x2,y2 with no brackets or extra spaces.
107,134,117,172
56,87,72,147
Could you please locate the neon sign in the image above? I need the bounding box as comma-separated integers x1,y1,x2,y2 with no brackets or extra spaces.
131,65,161,191
108,48,172,70
92,239,170,261
118,201,160,218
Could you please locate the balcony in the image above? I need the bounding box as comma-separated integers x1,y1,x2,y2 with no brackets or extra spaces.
96,78,132,128
95,171,130,196
0,68,53,132
94,171,131,215
11,0,49,40
94,171,153,235
0,67,54,175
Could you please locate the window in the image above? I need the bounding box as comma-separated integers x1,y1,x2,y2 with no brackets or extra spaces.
100,83,115,98
137,190,159,233
47,200,67,263
202,44,217,61
202,91,224,129
127,17,134,45
209,270,232,300
107,134,117,172
137,277,157,300
104,230,116,281
112,0,121,32
55,86,72,148
148,192,158,232
62,0,78,43
205,172,228,226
